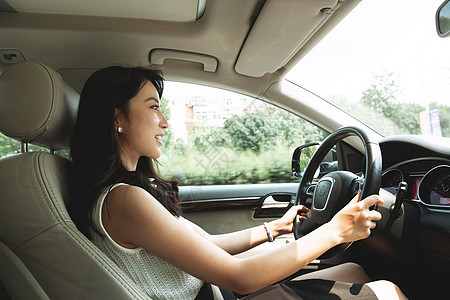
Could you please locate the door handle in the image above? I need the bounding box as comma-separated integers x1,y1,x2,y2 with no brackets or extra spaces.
254,193,295,218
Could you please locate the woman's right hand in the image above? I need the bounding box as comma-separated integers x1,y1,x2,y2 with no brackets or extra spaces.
329,191,384,244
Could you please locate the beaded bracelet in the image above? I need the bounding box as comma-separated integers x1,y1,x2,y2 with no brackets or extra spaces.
263,222,274,242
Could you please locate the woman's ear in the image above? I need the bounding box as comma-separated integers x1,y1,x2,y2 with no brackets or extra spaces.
114,108,124,131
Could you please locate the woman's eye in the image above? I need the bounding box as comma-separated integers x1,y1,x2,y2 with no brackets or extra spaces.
151,105,160,111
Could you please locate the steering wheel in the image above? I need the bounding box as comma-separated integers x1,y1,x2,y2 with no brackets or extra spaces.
293,126,382,258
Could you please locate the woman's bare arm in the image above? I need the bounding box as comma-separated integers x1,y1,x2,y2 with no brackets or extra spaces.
102,185,383,295
188,205,309,255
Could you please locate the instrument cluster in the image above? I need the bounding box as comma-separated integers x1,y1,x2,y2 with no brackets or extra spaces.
381,164,450,208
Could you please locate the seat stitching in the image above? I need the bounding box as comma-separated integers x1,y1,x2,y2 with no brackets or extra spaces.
32,153,60,222
38,153,69,221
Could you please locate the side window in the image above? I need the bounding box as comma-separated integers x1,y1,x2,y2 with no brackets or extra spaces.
159,82,327,185
0,133,21,157
0,133,69,158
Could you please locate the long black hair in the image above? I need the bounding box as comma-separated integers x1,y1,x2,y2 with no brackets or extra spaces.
68,66,182,238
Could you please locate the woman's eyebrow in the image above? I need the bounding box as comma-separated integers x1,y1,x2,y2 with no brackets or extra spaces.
144,97,159,103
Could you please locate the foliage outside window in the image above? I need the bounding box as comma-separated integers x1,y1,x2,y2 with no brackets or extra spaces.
0,133,69,158
159,83,327,186
328,72,450,137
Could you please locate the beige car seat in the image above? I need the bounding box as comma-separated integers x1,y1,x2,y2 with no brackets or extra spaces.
0,62,152,300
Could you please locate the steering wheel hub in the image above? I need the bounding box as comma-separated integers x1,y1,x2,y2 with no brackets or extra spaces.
312,171,360,225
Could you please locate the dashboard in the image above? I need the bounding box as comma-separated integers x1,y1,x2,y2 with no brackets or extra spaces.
379,135,450,208
381,163,450,207
341,134,450,299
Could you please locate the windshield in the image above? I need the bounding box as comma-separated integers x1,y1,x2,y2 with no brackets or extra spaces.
286,0,450,138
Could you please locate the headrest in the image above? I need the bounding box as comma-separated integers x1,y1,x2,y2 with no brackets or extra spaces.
0,62,79,150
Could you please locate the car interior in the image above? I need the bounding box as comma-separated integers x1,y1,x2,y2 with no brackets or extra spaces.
0,0,449,299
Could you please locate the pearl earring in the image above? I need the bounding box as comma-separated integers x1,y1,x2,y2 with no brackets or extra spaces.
117,126,123,133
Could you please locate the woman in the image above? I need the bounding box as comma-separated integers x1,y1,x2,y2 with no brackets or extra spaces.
69,66,407,299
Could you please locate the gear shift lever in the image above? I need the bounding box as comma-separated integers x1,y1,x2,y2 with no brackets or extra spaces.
391,181,407,219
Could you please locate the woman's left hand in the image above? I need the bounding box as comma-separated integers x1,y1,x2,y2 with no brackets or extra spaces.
269,205,310,238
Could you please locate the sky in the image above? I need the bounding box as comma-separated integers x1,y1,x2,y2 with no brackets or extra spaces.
286,0,450,106
164,0,450,109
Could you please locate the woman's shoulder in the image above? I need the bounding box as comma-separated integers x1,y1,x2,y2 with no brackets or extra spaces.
108,183,150,201
106,183,163,213
103,182,179,247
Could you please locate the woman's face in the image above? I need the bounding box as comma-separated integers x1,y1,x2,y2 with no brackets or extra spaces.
115,80,168,170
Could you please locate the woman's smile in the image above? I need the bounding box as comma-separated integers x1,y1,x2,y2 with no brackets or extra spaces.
155,134,164,146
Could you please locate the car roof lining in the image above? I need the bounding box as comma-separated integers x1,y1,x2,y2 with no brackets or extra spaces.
0,0,361,99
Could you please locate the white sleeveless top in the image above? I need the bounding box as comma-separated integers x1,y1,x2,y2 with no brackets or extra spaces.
91,183,204,300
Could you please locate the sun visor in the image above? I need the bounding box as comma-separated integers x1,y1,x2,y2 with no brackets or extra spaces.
235,0,341,77
1,0,206,22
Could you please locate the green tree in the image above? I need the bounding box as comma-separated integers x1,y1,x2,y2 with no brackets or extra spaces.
361,72,423,134
224,110,278,153
393,103,423,134
223,106,326,153
271,108,327,145
190,124,230,151
361,72,399,117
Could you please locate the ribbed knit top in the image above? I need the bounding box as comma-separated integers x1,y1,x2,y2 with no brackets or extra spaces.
91,183,204,300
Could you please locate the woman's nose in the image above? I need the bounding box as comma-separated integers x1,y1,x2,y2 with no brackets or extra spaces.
160,112,169,129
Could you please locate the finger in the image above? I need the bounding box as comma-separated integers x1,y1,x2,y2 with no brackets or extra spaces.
350,190,361,204
369,210,382,221
287,205,300,214
360,194,384,208
284,205,304,219
292,205,309,213
300,213,309,219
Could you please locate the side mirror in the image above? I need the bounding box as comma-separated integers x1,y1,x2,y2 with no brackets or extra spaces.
291,142,320,178
292,142,338,179
436,0,450,37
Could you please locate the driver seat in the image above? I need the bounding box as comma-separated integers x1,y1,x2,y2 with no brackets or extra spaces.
0,62,151,299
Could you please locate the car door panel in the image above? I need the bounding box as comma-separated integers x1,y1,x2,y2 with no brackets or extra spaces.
180,183,299,234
